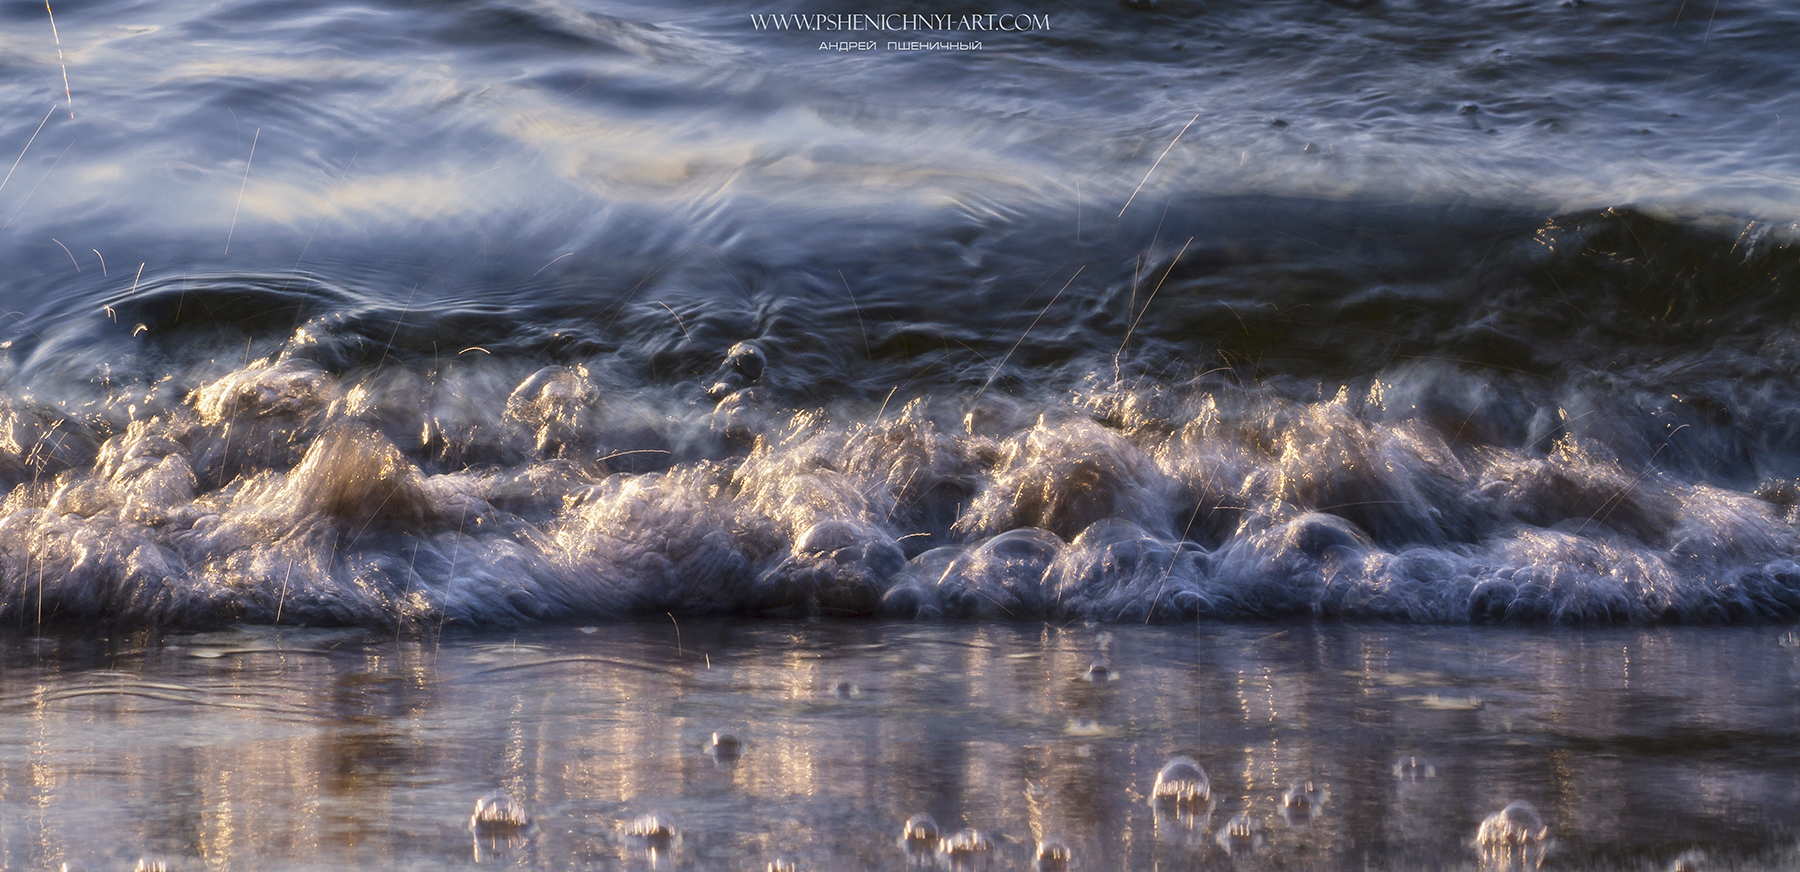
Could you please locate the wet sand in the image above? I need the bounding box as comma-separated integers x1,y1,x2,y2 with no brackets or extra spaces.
2,620,1796,871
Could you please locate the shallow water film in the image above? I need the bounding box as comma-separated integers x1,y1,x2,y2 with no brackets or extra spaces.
2,0,1800,626
3,621,1800,871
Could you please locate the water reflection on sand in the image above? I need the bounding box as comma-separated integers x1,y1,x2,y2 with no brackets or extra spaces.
1,622,1796,871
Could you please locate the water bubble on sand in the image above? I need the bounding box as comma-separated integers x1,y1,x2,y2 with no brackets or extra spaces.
628,810,679,855
1667,849,1706,872
1152,756,1211,810
1034,836,1072,872
900,813,940,855
1283,780,1328,826
1477,800,1547,846
707,729,743,762
470,791,532,833
1215,811,1264,855
939,828,994,867
1393,756,1436,781
1064,717,1113,737
1476,800,1550,870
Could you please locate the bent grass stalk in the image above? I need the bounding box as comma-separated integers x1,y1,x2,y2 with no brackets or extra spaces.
1118,113,1198,219
838,269,871,356
969,264,1085,407
0,106,56,199
45,2,72,118
104,262,143,321
224,128,259,255
1115,236,1195,371
276,560,294,624
0,138,73,234
282,149,358,294
49,236,78,271
657,301,690,342
533,251,574,276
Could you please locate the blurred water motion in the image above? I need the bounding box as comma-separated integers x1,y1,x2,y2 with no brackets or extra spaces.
2,0,1797,866
1,621,1797,871
4,1,1800,630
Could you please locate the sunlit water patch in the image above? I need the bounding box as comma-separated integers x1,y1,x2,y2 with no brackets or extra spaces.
3,621,1800,871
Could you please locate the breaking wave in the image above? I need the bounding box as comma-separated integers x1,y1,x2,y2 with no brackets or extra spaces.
4,207,1799,628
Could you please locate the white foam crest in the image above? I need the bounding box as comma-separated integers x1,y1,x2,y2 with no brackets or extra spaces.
1264,393,1482,546
4,347,1800,626
955,414,1176,542
552,467,750,614
721,403,985,614
1044,519,1207,621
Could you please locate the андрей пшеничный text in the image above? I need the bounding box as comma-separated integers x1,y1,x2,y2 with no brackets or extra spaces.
816,41,986,51
750,13,1049,32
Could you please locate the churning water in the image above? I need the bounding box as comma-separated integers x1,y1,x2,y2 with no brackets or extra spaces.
1,0,1799,627
4,2,1800,869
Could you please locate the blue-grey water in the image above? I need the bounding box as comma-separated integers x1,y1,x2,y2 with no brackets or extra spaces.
2,4,1799,867
1,0,1799,626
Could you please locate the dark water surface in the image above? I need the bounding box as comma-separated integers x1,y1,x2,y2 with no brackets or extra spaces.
3,621,1800,871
